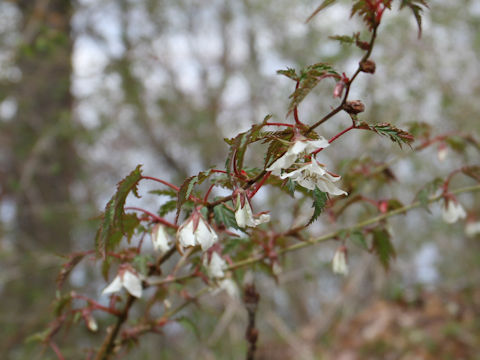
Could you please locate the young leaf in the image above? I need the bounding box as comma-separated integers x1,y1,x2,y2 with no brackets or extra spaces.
277,68,299,81
306,0,337,23
414,177,443,210
287,63,339,117
176,169,213,221
357,121,415,148
95,165,143,256
159,199,177,217
372,228,396,271
214,203,240,230
350,230,368,250
307,187,328,225
399,0,429,38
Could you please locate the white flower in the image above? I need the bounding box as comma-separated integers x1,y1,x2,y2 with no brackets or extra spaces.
176,211,218,252
332,247,348,276
266,137,329,175
234,193,270,228
437,144,448,162
442,199,466,224
151,224,170,253
280,161,347,196
102,268,143,298
465,221,480,237
212,279,239,299
204,252,227,279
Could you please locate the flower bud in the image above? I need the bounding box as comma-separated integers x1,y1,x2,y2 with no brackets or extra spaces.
359,60,376,74
343,100,365,115
332,246,349,276
333,80,346,98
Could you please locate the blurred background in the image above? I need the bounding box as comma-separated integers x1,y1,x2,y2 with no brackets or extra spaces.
0,0,479,359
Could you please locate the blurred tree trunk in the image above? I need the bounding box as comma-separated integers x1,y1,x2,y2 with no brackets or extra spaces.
12,0,77,252
2,0,78,355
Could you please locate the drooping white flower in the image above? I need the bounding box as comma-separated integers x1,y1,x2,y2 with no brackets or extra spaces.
102,267,143,298
151,224,170,253
203,252,227,279
465,221,480,237
437,144,448,162
442,199,466,224
177,210,218,252
234,193,270,228
266,137,329,175
212,279,239,299
280,161,347,196
332,247,348,276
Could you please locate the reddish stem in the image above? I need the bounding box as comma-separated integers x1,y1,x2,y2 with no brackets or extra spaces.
293,81,302,125
250,172,271,198
203,184,216,202
265,122,295,128
141,176,180,192
210,169,228,174
73,294,121,316
313,124,356,155
49,341,65,360
125,207,178,229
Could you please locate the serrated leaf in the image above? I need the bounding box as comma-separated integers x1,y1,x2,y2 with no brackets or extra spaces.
285,178,296,197
287,63,339,117
277,68,299,81
56,252,87,289
351,0,393,31
306,0,337,23
213,203,240,230
159,199,177,217
329,34,356,45
372,228,396,271
307,187,328,225
149,189,177,198
357,121,414,148
462,166,480,183
95,165,143,256
350,230,368,250
400,0,429,38
176,169,213,222
414,177,443,209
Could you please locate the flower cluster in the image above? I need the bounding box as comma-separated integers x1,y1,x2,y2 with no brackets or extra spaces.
177,209,218,253
267,137,347,196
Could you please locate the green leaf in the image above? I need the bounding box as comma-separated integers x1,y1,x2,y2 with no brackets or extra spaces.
357,121,414,148
414,178,443,209
133,254,154,276
400,0,429,38
462,166,480,183
159,199,177,217
149,189,177,198
307,187,328,225
372,228,396,271
306,0,337,23
350,230,368,250
285,178,296,197
214,203,240,230
287,63,339,117
329,34,356,45
277,68,299,81
176,169,213,222
95,165,143,256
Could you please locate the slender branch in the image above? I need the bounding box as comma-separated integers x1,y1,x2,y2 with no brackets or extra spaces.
125,207,178,229
141,175,180,192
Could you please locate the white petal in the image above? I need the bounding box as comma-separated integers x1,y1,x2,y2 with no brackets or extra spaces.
195,219,218,251
235,197,248,228
122,270,143,298
254,213,270,226
266,153,296,175
177,220,196,250
442,201,466,224
152,225,170,253
332,250,348,276
207,253,226,279
289,140,309,155
465,222,480,237
102,275,123,295
215,279,239,299
304,137,329,152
